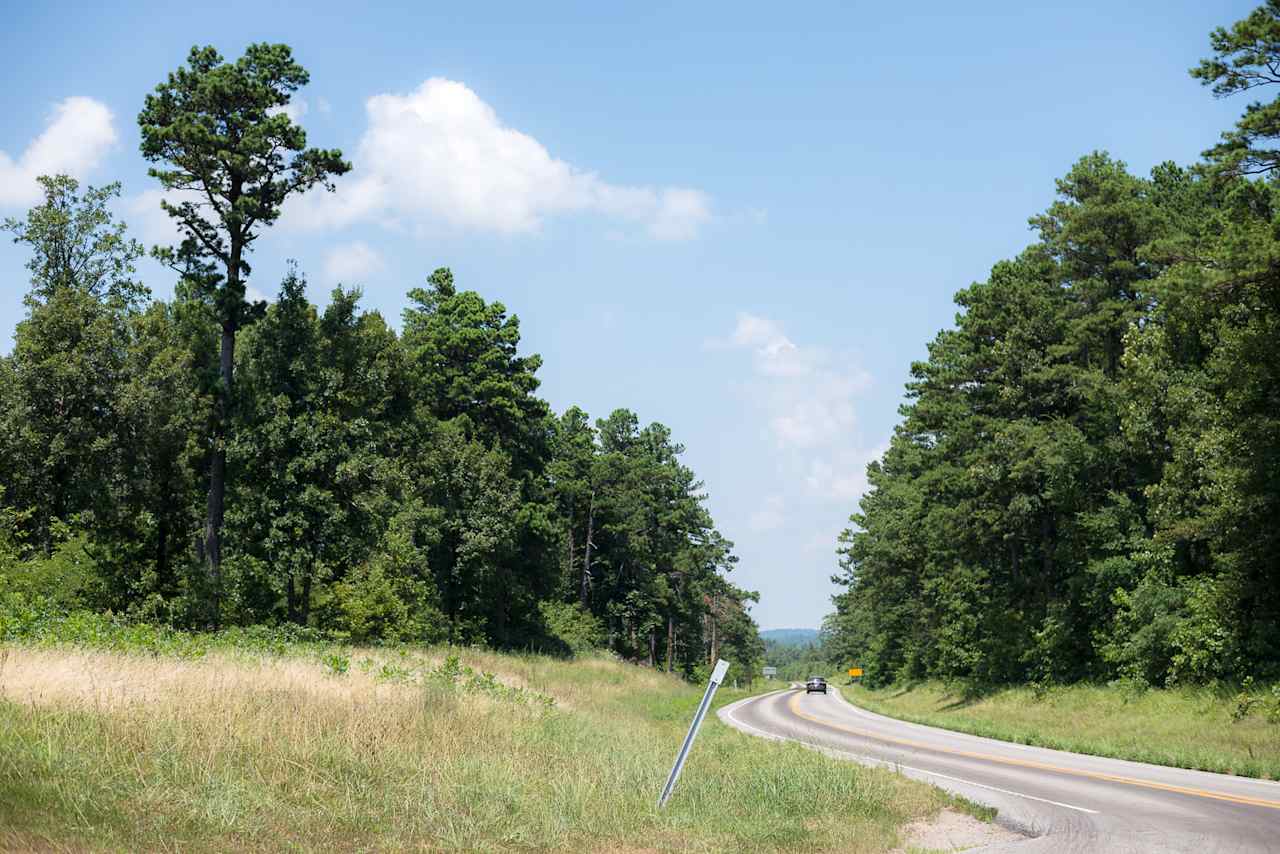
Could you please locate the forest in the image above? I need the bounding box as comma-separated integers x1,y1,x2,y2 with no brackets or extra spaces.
826,4,1280,689
0,46,763,677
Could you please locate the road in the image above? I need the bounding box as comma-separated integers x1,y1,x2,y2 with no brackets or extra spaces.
718,686,1280,852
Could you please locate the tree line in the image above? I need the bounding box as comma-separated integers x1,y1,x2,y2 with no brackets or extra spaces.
0,44,763,677
826,4,1280,688
763,637,834,682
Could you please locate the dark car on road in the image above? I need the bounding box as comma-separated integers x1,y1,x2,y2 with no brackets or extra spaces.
805,676,827,694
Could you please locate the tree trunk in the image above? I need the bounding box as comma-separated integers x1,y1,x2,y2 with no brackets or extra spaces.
580,491,595,607
709,612,718,667
648,629,656,668
566,521,575,600
286,569,298,623
666,615,674,673
495,564,510,645
301,568,313,625
157,511,170,592
202,322,234,629
1040,512,1055,605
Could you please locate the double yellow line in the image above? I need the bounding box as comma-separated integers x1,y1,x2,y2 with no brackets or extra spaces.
785,691,1280,812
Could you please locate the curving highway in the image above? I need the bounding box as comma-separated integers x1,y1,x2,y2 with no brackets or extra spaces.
718,686,1280,852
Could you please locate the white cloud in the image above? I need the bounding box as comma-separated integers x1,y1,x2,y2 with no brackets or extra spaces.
804,444,886,502
718,312,878,501
123,189,184,247
0,97,117,208
285,78,711,240
268,98,308,124
322,241,384,284
245,285,272,304
749,495,787,533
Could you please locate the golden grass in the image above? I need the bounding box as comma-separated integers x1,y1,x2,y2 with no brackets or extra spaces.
0,645,966,852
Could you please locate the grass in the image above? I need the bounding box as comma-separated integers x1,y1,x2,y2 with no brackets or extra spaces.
842,679,1280,781
0,641,984,853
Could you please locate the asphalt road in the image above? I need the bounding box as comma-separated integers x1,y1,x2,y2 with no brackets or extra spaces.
718,686,1280,852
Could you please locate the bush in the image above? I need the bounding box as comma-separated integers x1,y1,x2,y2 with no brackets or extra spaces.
319,557,445,645
537,600,606,657
0,521,103,611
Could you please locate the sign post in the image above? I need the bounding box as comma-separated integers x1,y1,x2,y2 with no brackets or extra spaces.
658,658,730,807
847,666,863,680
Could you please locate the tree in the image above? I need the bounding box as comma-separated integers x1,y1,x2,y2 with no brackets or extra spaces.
0,177,144,556
228,270,400,626
1193,0,1280,175
402,268,550,472
137,44,351,625
2,176,146,306
548,407,600,606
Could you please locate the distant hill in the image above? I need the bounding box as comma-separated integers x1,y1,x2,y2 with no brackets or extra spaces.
760,628,820,647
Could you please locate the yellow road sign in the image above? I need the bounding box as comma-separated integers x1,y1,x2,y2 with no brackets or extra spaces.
848,667,863,677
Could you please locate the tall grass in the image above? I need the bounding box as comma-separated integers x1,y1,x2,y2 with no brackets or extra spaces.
0,643,969,852
844,680,1280,780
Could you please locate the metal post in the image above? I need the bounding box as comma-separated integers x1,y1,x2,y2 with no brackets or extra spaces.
658,658,730,807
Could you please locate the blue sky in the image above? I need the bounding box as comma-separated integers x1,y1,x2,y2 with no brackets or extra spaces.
0,1,1255,629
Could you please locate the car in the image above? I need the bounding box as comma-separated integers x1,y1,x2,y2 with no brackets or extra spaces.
805,676,827,694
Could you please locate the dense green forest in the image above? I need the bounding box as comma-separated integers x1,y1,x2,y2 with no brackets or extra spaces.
826,5,1280,688
763,636,835,682
0,45,763,677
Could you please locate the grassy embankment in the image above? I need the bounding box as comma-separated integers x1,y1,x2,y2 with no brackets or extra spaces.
843,680,1280,780
0,626,991,852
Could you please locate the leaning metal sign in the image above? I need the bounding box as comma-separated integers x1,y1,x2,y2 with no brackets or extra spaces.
658,658,730,807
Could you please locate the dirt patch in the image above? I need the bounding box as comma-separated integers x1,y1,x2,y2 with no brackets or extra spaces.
895,808,1024,852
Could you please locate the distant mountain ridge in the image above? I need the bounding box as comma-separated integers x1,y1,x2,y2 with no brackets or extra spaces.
760,628,820,646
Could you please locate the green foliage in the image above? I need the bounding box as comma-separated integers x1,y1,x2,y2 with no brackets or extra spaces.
426,653,556,707
2,175,145,306
0,46,759,678
321,652,350,676
827,4,1280,689
538,600,606,656
1192,0,1280,175
137,42,352,628
0,218,754,671
764,639,835,682
322,556,444,645
0,523,100,610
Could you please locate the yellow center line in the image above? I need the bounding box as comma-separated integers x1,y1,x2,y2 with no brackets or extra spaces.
784,691,1280,812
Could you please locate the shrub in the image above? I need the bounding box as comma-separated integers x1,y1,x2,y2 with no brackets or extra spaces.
320,557,445,645
537,600,606,657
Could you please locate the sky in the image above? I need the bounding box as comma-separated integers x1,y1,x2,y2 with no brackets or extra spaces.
0,1,1256,629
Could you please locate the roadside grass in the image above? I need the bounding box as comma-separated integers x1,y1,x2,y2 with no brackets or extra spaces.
0,641,980,853
842,680,1280,780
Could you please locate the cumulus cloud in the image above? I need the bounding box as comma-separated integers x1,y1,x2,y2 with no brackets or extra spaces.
717,312,878,500
720,313,871,453
123,189,185,247
804,445,887,502
286,78,711,240
268,98,309,124
0,97,117,207
323,241,384,284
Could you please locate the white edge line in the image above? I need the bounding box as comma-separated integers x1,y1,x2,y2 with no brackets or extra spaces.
720,693,1099,816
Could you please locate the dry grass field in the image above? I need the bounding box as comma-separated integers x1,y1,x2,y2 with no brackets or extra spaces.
0,643,983,852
